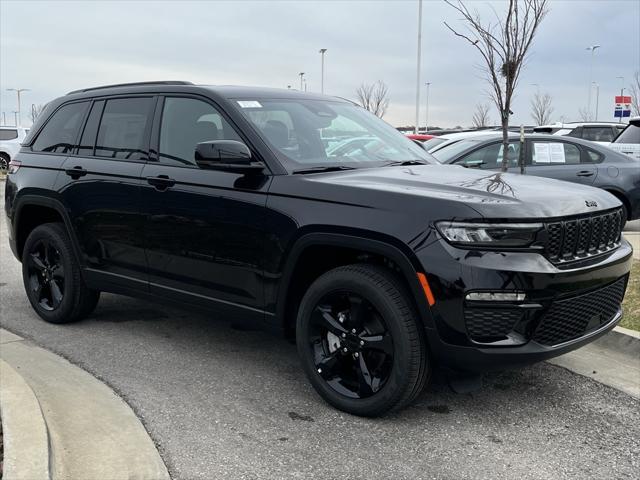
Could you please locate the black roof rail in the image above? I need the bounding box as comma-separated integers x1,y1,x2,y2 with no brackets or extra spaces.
67,81,194,95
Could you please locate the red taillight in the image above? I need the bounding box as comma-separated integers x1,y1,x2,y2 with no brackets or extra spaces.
8,160,21,174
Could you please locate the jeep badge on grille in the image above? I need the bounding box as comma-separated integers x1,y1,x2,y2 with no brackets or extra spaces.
585,200,598,208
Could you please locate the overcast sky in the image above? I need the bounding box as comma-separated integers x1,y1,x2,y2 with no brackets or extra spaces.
1,0,639,128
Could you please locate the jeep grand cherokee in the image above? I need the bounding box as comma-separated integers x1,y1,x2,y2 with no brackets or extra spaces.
4,81,633,416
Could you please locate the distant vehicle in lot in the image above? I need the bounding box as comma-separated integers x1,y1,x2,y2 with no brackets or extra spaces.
533,122,625,145
608,117,640,160
405,133,434,142
432,133,640,222
423,130,502,153
5,81,633,416
0,126,29,172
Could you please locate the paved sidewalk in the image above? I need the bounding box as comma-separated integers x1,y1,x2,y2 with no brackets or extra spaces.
0,328,169,480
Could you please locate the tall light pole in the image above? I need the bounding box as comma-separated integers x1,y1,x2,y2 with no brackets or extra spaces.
7,88,29,127
319,48,327,94
586,45,600,120
298,72,305,91
592,82,600,120
424,82,431,133
616,76,625,123
1,112,5,125
414,0,423,134
12,111,18,127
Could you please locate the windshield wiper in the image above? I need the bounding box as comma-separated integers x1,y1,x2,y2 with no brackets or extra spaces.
381,160,430,167
292,165,358,174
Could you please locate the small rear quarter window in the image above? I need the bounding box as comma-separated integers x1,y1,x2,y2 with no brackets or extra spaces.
0,129,18,141
32,102,89,153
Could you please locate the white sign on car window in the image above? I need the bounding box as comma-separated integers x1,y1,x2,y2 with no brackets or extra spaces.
549,143,566,163
533,142,551,163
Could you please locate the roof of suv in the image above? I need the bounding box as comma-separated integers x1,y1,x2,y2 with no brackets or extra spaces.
65,81,346,103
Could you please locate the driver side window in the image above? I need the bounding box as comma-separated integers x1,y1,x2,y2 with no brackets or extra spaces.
456,142,520,169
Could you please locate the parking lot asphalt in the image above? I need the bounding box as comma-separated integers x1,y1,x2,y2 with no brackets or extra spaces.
1,180,639,480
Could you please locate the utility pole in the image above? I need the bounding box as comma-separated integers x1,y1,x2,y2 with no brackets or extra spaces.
7,88,30,127
585,45,600,120
299,72,305,91
1,112,5,125
319,48,327,94
414,0,423,134
12,111,18,126
592,82,599,120
424,82,431,133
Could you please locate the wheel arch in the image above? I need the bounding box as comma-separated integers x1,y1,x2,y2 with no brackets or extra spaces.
601,187,632,220
277,230,434,335
14,195,84,267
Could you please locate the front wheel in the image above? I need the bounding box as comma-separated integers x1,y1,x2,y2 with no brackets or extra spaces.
296,264,430,417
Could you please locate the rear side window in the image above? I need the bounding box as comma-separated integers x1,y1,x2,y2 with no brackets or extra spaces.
582,127,615,143
614,124,640,144
77,100,105,156
31,102,89,153
95,97,154,160
530,141,581,165
456,142,521,169
0,129,18,141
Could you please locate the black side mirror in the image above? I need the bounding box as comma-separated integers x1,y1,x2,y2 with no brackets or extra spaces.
195,140,264,173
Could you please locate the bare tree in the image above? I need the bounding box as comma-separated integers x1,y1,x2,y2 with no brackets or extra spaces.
30,104,45,123
630,71,640,117
530,91,554,125
444,0,549,171
356,81,390,118
578,107,590,122
472,103,492,128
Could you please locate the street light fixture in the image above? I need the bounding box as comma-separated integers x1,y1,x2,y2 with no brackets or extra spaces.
298,72,305,91
319,48,327,94
6,88,30,127
585,45,600,120
424,82,431,133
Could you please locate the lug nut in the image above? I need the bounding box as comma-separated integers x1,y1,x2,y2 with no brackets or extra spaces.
360,340,365,346
342,333,346,338
343,347,348,353
351,329,356,334
354,352,359,358
338,313,345,323
317,368,322,373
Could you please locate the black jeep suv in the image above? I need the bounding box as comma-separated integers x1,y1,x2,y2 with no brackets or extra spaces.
4,81,633,416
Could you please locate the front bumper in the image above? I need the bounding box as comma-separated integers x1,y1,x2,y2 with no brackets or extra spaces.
417,236,633,372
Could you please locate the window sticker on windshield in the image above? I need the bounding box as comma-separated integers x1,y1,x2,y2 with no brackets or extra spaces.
549,143,566,163
237,100,262,109
533,142,551,163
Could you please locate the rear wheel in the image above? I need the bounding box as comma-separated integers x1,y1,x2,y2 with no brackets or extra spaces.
22,223,100,324
296,264,430,417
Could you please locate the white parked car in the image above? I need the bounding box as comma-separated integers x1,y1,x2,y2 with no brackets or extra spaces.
533,122,625,146
423,130,502,154
608,117,640,160
0,126,29,172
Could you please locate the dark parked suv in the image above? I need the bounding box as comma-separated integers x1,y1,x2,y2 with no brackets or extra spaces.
4,82,633,416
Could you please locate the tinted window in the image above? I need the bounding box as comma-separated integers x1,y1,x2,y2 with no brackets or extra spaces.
159,97,241,166
614,124,640,144
0,129,18,141
32,102,89,153
582,127,615,142
585,149,604,164
455,141,521,169
95,98,153,160
530,141,581,165
565,127,583,138
77,100,105,156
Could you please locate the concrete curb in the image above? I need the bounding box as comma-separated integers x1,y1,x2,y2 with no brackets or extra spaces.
548,326,640,399
0,329,169,480
0,359,51,480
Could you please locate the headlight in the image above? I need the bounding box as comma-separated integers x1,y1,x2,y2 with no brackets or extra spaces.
435,221,543,248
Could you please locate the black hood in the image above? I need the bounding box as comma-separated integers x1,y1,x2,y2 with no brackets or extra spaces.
303,165,621,220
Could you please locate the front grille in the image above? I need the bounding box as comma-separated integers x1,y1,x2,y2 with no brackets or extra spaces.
544,209,622,264
465,308,523,342
533,277,626,346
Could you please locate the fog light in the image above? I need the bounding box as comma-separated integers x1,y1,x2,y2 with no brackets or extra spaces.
465,292,526,302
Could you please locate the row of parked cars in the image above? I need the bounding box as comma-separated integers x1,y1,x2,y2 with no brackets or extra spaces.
407,119,640,223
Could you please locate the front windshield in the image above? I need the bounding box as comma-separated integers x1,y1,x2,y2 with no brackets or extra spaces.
233,98,436,170
431,139,485,163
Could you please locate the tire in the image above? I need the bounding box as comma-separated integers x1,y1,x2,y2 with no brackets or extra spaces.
0,153,9,173
296,264,430,417
22,223,100,324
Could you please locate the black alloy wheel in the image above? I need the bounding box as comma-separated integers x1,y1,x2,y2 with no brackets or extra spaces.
22,223,100,323
310,292,394,399
26,239,66,311
297,264,430,417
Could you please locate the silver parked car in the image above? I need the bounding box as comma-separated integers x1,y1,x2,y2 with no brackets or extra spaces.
432,133,640,222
